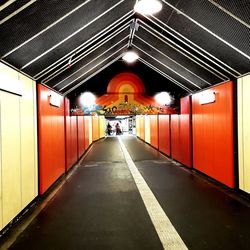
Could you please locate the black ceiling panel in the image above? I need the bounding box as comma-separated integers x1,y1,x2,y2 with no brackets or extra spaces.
4,0,133,75
4,0,122,68
211,0,250,25
133,36,210,89
54,40,127,93
135,24,225,84
175,0,250,57
136,48,199,92
38,23,131,83
157,12,250,75
0,0,9,5
0,0,88,57
0,0,31,21
0,0,249,96
45,28,130,88
59,49,124,95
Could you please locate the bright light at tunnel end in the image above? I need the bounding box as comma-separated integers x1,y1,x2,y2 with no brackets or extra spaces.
80,92,96,107
155,92,172,105
122,51,139,63
134,0,163,15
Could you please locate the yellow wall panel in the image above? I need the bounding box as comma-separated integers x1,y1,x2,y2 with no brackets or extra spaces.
19,75,38,207
145,115,151,144
0,63,38,230
92,116,99,141
99,116,105,138
0,91,22,228
238,75,250,194
0,63,21,95
0,99,2,229
136,116,141,138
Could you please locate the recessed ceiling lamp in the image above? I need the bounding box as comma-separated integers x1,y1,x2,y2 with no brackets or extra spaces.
122,49,139,63
134,0,162,15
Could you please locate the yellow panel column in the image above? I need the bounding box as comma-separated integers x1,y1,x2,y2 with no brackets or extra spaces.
145,115,151,144
238,75,250,194
19,74,38,208
0,91,21,228
99,116,105,138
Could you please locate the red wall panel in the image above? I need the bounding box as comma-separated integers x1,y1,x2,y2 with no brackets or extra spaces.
70,116,78,165
84,116,90,150
65,98,72,171
92,117,99,141
77,116,85,159
38,84,65,194
150,115,159,149
179,96,192,167
171,114,180,161
170,97,192,167
192,81,234,188
158,115,171,156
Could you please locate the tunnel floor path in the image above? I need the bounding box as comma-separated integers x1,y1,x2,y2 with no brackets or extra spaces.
2,136,250,250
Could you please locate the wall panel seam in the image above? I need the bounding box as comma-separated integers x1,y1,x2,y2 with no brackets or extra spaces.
19,97,23,208
33,82,37,196
241,80,245,189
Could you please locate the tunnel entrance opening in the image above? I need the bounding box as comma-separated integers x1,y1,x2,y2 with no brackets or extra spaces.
105,115,136,136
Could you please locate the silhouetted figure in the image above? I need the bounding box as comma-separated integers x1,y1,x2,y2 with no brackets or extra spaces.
107,122,112,135
115,123,122,135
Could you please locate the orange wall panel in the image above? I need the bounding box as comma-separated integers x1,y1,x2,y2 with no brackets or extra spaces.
192,82,234,188
179,96,192,167
77,116,85,159
158,115,171,156
171,114,180,161
38,84,65,194
170,97,192,168
84,116,90,150
140,116,145,141
70,116,78,165
65,98,72,171
92,116,99,141
150,115,159,149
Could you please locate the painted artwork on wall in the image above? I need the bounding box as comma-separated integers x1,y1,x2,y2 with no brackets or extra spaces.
71,72,177,116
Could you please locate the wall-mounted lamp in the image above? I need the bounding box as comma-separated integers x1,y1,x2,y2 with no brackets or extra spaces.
134,0,162,15
154,92,172,105
80,91,96,107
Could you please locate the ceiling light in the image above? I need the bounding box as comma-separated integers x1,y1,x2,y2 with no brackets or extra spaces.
155,92,171,105
122,50,139,63
134,0,162,15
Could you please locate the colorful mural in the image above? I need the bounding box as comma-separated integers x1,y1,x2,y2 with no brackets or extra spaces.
72,72,177,115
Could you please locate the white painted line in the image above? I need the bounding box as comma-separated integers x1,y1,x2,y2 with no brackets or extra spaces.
118,137,188,250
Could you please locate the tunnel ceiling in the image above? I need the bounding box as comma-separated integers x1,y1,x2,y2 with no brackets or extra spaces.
0,0,250,96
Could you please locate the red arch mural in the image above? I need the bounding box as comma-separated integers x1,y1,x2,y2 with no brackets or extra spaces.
71,72,176,115
94,72,176,115
107,72,145,93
